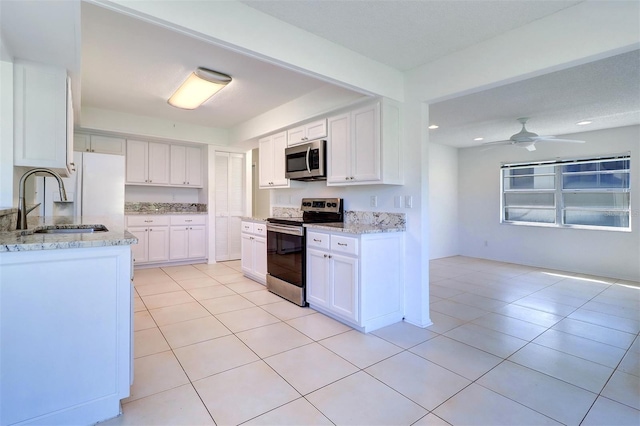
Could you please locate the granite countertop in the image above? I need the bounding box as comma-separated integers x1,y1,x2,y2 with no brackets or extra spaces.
304,222,405,234
240,217,268,223
125,211,208,215
0,216,137,252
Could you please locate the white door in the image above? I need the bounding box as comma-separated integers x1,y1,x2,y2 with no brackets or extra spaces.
169,226,189,260
241,233,254,273
215,151,245,261
147,226,169,262
258,136,273,187
351,103,381,182
331,254,359,322
271,131,288,186
185,146,202,187
253,236,267,279
327,114,351,184
170,145,186,185
306,248,330,308
188,226,207,258
147,142,170,184
129,227,148,264
126,140,148,184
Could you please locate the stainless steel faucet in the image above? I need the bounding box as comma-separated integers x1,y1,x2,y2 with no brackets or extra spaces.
17,168,68,230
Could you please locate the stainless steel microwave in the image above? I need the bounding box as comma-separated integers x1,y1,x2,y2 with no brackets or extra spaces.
285,139,326,180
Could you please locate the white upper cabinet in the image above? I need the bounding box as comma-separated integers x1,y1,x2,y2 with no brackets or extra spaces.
287,119,327,146
126,140,170,185
14,60,74,177
259,131,289,188
75,134,125,155
327,100,403,186
170,145,203,187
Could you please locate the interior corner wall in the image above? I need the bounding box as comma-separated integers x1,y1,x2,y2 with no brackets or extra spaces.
0,39,14,207
458,125,640,281
428,143,458,259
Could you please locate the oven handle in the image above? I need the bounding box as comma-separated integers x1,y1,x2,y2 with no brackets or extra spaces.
305,146,311,174
267,223,305,236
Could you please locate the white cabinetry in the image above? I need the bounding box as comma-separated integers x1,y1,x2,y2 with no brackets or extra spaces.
170,145,203,187
0,245,132,425
169,215,207,260
259,131,289,188
126,215,170,264
126,140,170,185
287,119,327,146
13,60,74,176
240,221,267,284
306,229,404,332
327,100,403,186
75,133,125,155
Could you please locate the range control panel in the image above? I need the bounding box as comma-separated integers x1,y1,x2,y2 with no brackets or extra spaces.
300,198,343,213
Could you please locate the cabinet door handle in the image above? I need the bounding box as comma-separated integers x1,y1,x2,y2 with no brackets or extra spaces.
86,148,90,152
328,255,332,259
323,254,327,258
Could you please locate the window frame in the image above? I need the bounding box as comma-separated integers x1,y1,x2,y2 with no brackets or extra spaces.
500,154,631,232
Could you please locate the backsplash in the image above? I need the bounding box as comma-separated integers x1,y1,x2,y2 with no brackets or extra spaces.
345,211,406,228
270,207,406,228
0,208,18,232
125,202,207,214
271,207,303,217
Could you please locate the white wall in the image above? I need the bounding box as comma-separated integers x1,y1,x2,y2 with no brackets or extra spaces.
458,125,640,281
81,107,230,146
0,35,14,207
429,143,458,259
124,186,200,204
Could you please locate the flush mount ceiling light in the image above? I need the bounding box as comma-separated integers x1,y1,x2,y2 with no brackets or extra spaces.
428,124,439,129
576,120,593,126
168,67,232,110
474,137,484,141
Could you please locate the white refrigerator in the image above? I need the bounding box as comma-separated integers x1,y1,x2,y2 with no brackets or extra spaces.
39,152,125,217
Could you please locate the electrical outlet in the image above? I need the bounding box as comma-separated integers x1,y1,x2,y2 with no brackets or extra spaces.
370,195,378,207
394,196,402,208
405,195,413,208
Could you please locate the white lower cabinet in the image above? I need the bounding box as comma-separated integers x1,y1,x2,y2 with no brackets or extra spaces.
127,215,207,265
169,215,207,260
241,221,267,284
306,230,403,332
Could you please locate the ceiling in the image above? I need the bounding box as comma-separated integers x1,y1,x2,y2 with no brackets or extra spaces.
2,0,638,147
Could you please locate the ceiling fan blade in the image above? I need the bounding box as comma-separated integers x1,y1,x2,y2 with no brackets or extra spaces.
531,136,585,143
481,140,512,146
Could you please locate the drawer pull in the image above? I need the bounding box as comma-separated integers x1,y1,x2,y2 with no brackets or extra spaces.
337,242,347,246
185,219,193,222
313,238,322,242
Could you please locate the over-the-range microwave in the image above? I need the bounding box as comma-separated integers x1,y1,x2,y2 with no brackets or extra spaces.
284,139,326,181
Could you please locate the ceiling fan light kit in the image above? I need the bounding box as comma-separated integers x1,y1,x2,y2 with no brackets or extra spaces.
168,67,232,110
482,117,586,151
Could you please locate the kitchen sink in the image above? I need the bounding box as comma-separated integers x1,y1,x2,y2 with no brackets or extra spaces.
34,225,109,234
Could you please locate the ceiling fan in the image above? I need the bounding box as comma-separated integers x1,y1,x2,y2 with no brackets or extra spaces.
482,117,586,151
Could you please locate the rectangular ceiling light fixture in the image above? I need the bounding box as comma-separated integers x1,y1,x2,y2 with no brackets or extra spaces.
168,67,232,110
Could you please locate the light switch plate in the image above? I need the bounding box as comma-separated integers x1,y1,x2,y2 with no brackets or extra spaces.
405,195,413,208
370,195,378,207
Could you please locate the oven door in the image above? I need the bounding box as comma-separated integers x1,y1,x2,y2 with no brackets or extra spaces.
266,223,305,287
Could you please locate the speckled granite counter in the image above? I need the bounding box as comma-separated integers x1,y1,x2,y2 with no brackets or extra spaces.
125,202,207,215
241,217,267,223
0,216,137,252
305,222,405,234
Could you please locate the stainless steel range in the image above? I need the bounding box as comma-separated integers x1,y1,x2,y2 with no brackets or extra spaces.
266,198,343,306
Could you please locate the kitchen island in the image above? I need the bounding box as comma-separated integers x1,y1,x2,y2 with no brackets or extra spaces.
0,216,136,426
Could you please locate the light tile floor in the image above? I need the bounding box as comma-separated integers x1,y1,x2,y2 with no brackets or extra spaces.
104,256,640,425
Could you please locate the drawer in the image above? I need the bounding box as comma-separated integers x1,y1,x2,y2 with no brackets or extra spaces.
126,215,170,227
253,222,267,236
307,231,330,250
331,234,358,255
170,215,206,226
241,221,254,233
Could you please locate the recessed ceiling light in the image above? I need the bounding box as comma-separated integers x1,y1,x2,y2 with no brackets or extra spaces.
428,124,439,129
576,120,592,126
474,137,484,141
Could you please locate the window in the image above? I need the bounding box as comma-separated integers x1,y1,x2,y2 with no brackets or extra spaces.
501,154,631,230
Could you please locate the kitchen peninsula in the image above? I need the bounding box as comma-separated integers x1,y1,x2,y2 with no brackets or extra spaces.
0,215,136,425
